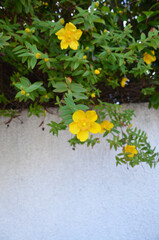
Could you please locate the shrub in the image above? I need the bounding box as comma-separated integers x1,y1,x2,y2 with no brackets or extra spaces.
0,0,159,167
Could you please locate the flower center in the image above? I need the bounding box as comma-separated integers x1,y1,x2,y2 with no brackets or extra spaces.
65,31,75,42
78,118,91,131
66,35,72,42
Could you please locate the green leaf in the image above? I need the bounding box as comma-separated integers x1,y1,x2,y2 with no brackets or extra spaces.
48,121,67,136
137,15,146,23
72,92,88,99
94,18,105,24
141,33,146,41
70,83,86,93
143,11,154,18
26,82,43,92
82,71,90,77
53,82,68,92
72,61,80,70
30,57,37,69
20,77,31,87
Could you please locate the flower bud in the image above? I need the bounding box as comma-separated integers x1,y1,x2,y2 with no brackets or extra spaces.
25,28,30,33
36,53,41,59
91,93,96,98
95,2,99,7
60,18,65,25
44,58,49,62
94,69,100,75
21,90,26,95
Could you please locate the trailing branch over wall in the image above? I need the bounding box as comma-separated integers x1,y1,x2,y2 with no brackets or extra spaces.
0,0,159,166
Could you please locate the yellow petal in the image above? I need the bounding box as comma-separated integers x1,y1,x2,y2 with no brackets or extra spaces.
128,153,134,158
89,122,101,134
99,128,104,134
152,55,156,62
55,28,65,39
60,40,69,49
143,52,156,65
69,122,80,134
77,130,89,142
65,22,77,32
125,145,137,158
73,110,85,122
121,80,126,87
74,29,83,40
133,149,138,155
102,120,114,131
145,58,151,65
85,110,98,122
151,50,155,55
69,40,79,50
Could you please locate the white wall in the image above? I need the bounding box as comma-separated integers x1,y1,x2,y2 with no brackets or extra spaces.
0,103,159,240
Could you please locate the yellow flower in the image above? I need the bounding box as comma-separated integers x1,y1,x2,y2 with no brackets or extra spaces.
44,58,49,62
69,110,101,142
94,69,100,75
124,145,138,158
44,2,48,6
21,90,26,95
121,77,128,87
83,55,87,60
118,10,122,14
60,18,65,25
36,52,41,59
25,28,30,33
104,29,107,34
91,93,96,98
95,1,99,7
55,22,83,50
99,120,114,134
85,46,89,50
143,51,156,65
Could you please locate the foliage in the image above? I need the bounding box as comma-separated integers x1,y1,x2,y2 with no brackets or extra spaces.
0,0,159,167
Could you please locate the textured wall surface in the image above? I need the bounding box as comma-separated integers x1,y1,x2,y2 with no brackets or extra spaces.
0,104,159,240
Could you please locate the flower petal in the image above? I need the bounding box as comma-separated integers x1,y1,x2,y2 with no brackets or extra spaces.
77,130,89,142
133,149,138,155
74,29,83,40
101,120,114,131
86,110,98,122
89,122,101,134
125,145,137,158
65,22,77,32
121,80,126,87
152,55,156,62
128,153,134,158
69,40,79,50
69,122,80,134
55,28,65,39
73,110,85,122
144,58,151,65
60,40,69,49
99,128,104,134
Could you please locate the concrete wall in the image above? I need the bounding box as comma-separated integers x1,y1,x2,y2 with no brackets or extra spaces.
0,103,159,240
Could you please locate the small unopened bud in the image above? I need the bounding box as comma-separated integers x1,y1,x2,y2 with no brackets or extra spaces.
36,53,41,59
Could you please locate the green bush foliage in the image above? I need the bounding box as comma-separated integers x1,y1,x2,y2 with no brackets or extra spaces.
0,0,159,167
